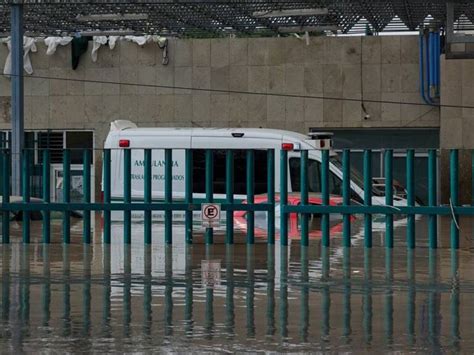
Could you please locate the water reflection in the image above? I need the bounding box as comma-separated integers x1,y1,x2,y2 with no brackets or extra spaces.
62,245,71,337
265,245,274,338
343,247,351,343
102,245,112,338
0,241,472,352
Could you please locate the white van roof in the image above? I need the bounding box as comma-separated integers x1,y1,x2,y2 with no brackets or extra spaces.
109,120,309,141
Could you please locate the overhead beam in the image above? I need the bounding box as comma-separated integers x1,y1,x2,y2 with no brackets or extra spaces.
277,25,339,33
253,8,329,18
75,13,149,21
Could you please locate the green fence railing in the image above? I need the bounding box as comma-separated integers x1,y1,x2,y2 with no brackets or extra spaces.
0,148,276,246
278,148,469,250
0,147,472,249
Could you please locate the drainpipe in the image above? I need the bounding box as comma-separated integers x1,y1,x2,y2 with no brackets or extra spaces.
419,31,435,106
428,31,435,100
435,31,441,97
419,30,439,106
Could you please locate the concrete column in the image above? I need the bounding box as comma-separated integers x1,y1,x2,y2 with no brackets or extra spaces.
439,56,474,204
10,4,24,196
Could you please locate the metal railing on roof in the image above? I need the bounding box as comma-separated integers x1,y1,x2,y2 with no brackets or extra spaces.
1,1,474,36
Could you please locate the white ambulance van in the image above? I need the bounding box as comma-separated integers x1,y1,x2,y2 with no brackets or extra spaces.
103,120,406,221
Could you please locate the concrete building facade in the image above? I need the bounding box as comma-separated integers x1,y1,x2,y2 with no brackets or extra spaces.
0,35,438,144
0,35,470,201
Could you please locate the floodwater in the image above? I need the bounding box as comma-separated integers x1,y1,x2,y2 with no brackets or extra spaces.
1,216,474,352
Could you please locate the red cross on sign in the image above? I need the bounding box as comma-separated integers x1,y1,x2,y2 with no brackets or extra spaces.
202,203,221,228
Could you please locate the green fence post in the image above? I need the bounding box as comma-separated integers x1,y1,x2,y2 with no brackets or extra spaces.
205,149,213,245
42,150,50,244
144,149,152,245
363,149,372,248
450,149,459,249
406,149,415,249
185,149,193,244
280,150,288,246
103,149,111,244
0,150,3,198
165,149,172,244
2,151,9,244
63,149,70,244
267,149,275,245
342,150,351,247
300,150,308,246
428,149,437,248
247,150,255,245
321,150,330,247
124,148,131,245
22,150,30,244
83,150,91,244
384,149,393,248
225,150,234,245
472,150,474,206
0,151,3,242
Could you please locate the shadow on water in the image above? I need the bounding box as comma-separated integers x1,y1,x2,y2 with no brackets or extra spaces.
0,218,473,352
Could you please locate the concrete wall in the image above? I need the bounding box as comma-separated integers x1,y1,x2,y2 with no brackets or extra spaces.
440,56,474,203
0,35,439,148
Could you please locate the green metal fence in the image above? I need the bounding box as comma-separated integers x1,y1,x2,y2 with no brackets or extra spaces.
279,148,463,249
0,147,471,249
0,148,276,246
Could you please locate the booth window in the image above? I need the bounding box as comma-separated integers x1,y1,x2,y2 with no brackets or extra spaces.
66,131,93,164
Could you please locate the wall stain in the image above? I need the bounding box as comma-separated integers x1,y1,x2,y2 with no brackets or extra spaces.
0,97,11,123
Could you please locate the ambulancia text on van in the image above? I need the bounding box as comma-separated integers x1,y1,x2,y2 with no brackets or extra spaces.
103,120,408,221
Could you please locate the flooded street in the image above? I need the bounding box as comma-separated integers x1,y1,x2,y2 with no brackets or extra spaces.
1,216,474,352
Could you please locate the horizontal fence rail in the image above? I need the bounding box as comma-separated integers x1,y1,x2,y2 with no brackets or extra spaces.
0,147,471,249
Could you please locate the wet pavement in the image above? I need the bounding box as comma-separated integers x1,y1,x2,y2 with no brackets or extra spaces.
1,216,474,352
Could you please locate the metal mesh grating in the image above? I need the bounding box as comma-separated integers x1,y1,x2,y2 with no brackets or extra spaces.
0,1,473,37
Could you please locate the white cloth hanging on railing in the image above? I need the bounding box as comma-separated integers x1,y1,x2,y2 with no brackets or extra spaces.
44,36,73,55
124,35,167,46
2,36,37,75
108,36,119,50
123,35,169,64
91,36,108,62
124,35,148,46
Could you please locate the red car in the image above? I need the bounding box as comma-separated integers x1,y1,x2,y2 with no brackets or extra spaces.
234,193,355,240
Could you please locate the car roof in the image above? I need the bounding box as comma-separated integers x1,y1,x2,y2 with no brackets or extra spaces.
109,120,311,141
115,127,310,141
254,193,343,203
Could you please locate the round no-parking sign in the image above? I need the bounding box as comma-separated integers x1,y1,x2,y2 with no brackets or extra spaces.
201,203,221,228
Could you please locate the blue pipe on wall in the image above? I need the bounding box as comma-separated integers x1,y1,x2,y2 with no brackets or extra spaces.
419,30,438,106
419,32,435,105
428,31,434,98
435,32,441,90
426,32,432,100
419,33,428,104
433,32,437,92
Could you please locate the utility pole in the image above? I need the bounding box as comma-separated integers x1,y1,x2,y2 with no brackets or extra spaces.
10,2,24,196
